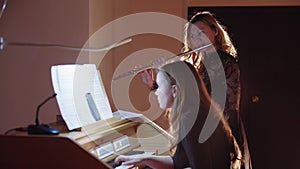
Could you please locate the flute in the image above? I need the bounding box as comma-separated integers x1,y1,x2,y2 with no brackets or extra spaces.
113,43,213,81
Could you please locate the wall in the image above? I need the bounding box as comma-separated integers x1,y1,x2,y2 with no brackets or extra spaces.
89,0,187,122
188,0,300,6
0,0,89,133
0,0,187,133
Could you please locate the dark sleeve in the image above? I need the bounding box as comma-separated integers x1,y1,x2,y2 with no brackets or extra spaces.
172,142,189,169
223,57,243,146
224,57,241,116
182,123,231,169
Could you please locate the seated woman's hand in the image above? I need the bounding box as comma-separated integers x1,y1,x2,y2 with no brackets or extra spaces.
114,154,150,167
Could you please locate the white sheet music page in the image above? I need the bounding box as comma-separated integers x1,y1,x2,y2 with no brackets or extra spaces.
51,64,113,130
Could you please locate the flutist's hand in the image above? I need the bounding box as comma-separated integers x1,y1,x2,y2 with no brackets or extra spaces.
139,57,165,90
140,69,154,88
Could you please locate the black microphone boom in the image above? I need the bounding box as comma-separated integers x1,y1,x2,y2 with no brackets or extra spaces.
35,93,57,126
27,93,60,135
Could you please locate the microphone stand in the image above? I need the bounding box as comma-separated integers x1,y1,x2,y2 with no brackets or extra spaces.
27,93,60,135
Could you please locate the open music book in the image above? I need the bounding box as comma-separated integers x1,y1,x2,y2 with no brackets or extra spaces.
51,64,113,130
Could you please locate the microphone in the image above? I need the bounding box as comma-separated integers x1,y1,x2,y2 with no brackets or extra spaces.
27,93,60,135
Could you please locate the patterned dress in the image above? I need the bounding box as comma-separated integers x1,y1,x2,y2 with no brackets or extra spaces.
199,50,243,147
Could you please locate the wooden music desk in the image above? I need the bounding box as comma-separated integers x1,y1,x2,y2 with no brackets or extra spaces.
0,115,172,169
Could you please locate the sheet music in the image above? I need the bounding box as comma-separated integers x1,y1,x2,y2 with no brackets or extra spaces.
51,64,113,130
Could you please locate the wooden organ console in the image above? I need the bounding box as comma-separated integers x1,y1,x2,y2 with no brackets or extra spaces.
0,115,173,169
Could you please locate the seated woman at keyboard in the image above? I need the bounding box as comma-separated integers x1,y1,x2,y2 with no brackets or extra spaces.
115,61,242,169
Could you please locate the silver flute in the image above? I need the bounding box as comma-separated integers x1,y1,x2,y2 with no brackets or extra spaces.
113,43,213,80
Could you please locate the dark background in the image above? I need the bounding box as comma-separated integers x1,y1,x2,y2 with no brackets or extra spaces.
188,6,300,169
